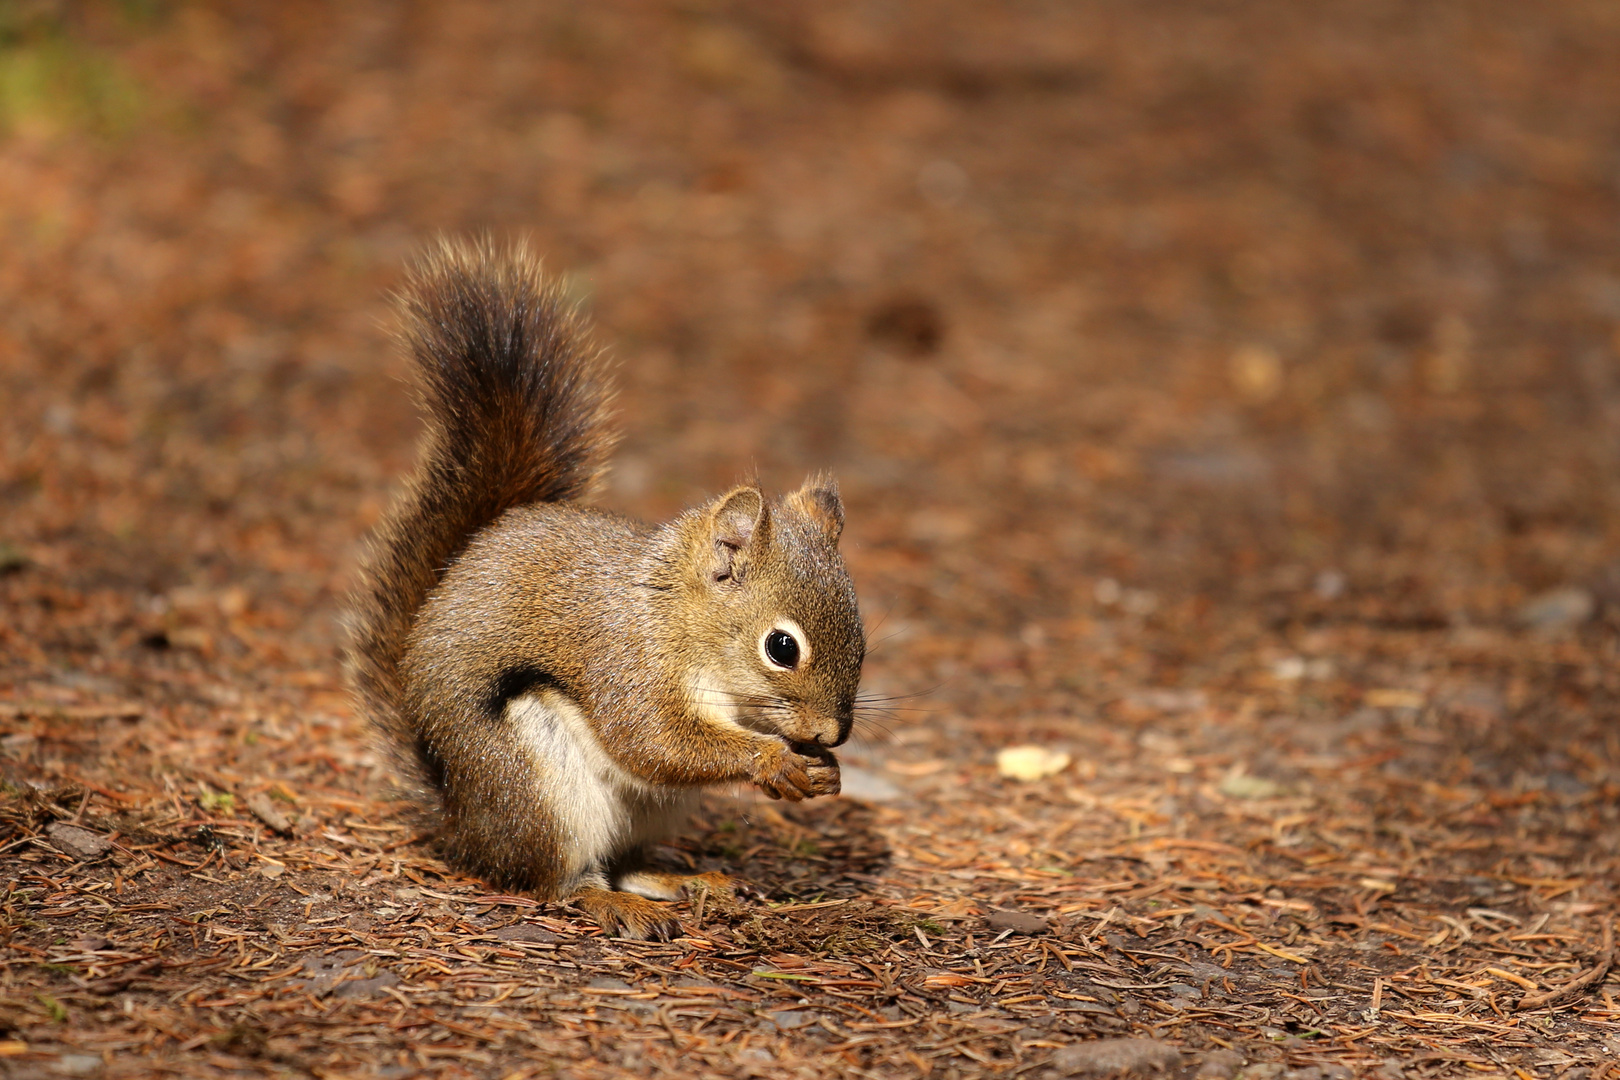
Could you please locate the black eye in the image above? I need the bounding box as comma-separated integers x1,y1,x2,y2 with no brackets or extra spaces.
764,629,800,669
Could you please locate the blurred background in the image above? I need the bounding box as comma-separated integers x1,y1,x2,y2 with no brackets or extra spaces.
7,6,1620,1069
2,0,1618,734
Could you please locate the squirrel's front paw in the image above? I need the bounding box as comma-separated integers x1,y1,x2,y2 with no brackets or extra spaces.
752,741,840,802
799,744,841,797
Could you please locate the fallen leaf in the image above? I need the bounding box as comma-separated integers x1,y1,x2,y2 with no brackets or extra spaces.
1219,773,1281,799
996,745,1071,781
1365,689,1425,709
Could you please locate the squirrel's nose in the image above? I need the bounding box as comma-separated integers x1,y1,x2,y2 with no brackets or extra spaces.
823,712,853,748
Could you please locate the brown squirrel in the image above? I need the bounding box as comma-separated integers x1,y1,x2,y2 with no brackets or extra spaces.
345,238,865,939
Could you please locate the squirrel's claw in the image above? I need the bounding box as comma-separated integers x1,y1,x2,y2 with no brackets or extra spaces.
752,740,841,801
572,887,682,941
802,755,841,797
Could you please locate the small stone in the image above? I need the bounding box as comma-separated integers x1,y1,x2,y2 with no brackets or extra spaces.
493,923,560,943
1157,448,1270,487
1270,656,1307,680
1050,1037,1181,1077
1517,587,1594,632
1125,688,1208,714
296,950,364,994
1240,1067,1285,1080
582,976,657,1015
51,1053,103,1076
1545,771,1588,796
986,909,1050,935
1194,1049,1245,1079
332,969,401,999
1313,569,1346,599
45,823,111,861
1178,961,1229,983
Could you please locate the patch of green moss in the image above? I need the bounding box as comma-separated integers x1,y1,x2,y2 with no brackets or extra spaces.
0,2,153,139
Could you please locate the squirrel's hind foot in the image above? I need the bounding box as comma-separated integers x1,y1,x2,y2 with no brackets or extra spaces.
573,872,757,937
572,887,682,941
618,869,757,906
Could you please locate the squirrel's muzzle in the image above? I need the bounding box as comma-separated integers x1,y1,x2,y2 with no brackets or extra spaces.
823,710,853,748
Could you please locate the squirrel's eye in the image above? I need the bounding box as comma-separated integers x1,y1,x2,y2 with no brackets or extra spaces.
763,629,800,670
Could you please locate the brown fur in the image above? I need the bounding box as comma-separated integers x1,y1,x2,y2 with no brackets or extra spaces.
345,239,864,938
345,237,616,790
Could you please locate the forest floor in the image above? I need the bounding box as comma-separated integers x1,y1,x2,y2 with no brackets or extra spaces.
4,2,1620,1078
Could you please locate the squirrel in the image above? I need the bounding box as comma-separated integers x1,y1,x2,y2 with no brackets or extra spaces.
345,238,865,940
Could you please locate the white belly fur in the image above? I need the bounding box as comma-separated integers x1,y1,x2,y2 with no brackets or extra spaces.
507,691,698,886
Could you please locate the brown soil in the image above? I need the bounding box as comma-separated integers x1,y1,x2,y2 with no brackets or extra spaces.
4,2,1620,1077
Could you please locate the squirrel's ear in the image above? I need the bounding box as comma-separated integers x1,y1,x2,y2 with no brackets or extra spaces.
708,486,770,582
785,475,844,542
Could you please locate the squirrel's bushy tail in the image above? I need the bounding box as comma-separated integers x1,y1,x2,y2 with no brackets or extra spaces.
345,237,616,783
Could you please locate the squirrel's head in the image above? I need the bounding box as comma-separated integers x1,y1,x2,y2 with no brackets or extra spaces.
667,476,864,749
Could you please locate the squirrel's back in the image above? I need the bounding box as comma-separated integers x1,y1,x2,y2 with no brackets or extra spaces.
344,238,616,786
